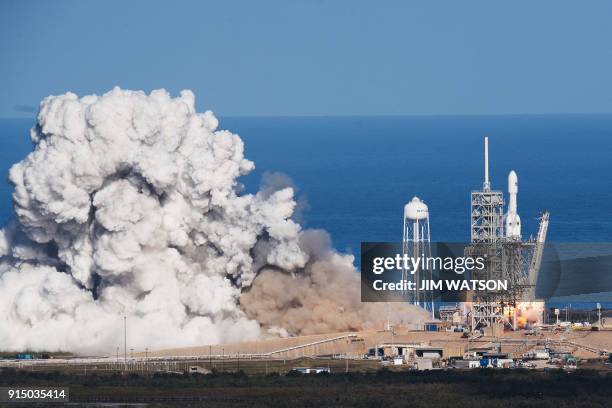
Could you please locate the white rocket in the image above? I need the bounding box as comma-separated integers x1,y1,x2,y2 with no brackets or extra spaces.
505,170,521,239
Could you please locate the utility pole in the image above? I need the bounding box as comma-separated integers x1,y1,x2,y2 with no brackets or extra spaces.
123,315,127,371
467,334,471,358
145,348,148,372
386,303,390,331
597,303,602,328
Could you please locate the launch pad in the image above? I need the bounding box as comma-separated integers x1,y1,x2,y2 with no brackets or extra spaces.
400,136,551,331
467,137,549,331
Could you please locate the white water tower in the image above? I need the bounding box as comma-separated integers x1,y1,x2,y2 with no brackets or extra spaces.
402,197,434,316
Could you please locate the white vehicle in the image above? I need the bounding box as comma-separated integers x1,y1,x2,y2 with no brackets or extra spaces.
292,367,331,374
534,350,550,360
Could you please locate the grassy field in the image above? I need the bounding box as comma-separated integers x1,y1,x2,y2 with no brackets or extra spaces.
1,366,611,407
3,357,385,376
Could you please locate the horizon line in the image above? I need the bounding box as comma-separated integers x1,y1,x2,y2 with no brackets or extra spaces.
3,112,612,121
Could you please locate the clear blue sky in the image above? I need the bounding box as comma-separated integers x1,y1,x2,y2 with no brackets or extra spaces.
1,0,612,117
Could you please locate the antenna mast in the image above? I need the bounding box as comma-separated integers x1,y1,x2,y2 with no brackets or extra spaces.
484,136,490,192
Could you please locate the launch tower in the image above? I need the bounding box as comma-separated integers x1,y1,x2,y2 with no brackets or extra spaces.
470,137,505,244
468,137,549,331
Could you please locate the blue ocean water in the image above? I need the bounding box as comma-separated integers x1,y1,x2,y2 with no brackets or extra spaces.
1,115,612,253
226,115,612,248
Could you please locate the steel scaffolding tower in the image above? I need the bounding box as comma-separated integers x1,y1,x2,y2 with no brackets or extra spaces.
468,137,549,331
469,137,516,330
470,190,505,243
471,137,505,243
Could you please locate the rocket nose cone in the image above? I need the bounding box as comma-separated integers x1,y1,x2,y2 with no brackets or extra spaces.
508,170,518,193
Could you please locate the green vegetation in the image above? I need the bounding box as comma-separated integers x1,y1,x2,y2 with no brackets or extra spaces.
1,367,610,407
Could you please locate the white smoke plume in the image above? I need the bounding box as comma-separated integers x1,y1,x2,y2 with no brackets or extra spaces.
0,88,426,354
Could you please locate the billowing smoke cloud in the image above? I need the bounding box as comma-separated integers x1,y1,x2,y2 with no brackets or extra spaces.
0,88,426,354
241,229,428,336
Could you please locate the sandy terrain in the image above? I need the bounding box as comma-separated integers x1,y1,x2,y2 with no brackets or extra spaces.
142,328,612,360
